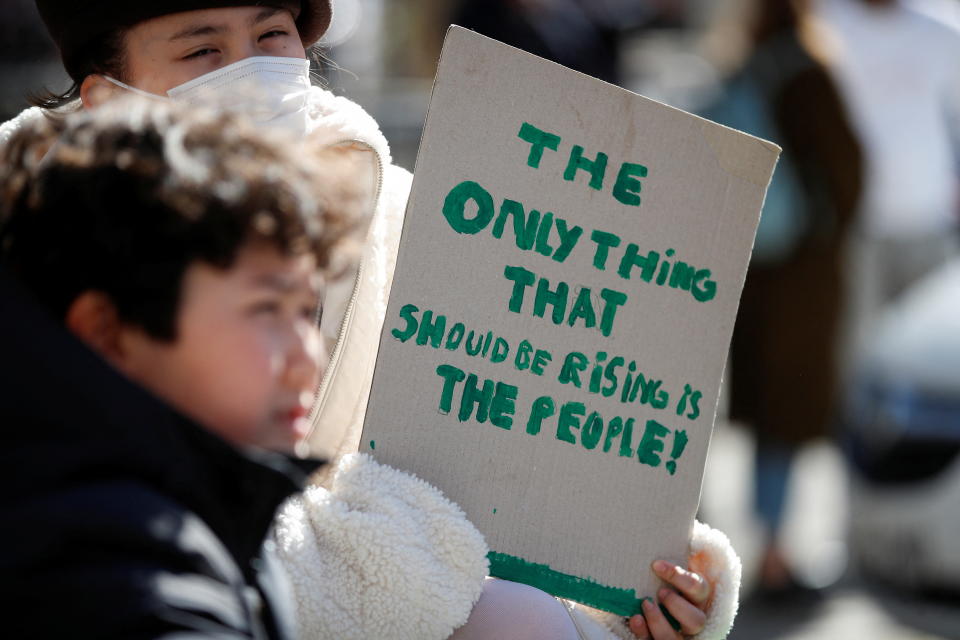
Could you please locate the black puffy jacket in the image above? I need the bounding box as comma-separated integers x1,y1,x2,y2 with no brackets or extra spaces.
0,268,321,639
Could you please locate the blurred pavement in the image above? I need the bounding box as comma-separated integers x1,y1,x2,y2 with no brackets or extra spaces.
701,423,960,640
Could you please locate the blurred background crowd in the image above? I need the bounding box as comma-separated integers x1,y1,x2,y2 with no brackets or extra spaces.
2,0,958,637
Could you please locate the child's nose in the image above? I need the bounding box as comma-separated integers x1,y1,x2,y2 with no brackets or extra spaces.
284,323,324,392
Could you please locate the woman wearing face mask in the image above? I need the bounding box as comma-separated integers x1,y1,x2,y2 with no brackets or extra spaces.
0,3,743,639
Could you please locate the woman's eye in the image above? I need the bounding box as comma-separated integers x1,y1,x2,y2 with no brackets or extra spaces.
259,30,289,41
184,48,217,59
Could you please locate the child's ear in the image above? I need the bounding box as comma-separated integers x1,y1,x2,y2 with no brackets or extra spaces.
65,291,126,363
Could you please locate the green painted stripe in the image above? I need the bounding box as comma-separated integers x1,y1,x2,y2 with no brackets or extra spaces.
487,551,643,617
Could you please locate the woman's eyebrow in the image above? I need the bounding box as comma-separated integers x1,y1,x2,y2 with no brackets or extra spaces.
250,7,285,26
169,23,226,42
168,8,285,42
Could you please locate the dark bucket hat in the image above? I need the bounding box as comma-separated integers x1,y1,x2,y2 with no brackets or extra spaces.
35,0,332,81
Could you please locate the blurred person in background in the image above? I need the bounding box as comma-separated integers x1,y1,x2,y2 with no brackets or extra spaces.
815,0,960,600
452,0,682,85
703,0,863,599
813,0,960,358
0,0,63,121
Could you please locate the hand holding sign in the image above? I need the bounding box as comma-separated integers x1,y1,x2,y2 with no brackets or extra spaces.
362,27,778,615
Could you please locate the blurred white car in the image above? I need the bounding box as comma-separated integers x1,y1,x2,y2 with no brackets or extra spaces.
844,257,960,593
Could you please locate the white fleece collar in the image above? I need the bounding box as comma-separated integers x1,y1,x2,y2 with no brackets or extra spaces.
302,86,393,166
0,87,393,166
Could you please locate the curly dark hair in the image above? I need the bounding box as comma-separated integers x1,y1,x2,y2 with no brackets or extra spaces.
0,99,360,340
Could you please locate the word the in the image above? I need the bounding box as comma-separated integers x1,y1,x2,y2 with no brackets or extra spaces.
436,364,518,430
518,122,648,206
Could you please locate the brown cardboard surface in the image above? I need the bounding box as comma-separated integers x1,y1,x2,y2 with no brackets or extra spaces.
360,26,779,615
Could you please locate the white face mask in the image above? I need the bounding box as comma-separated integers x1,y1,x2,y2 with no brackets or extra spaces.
104,56,313,134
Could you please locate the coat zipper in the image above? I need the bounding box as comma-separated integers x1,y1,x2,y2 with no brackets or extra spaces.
303,138,385,449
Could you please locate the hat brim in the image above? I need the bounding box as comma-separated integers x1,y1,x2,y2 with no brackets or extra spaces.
297,0,332,47
36,0,334,81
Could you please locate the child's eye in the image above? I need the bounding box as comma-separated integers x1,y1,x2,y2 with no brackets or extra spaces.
301,302,322,323
184,48,218,60
251,300,282,316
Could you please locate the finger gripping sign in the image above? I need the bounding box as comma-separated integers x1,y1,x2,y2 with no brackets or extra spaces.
361,27,779,616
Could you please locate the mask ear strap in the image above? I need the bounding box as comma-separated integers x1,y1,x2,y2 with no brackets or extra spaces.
101,75,168,101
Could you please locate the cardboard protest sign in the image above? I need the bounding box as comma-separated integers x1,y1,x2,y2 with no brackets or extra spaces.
360,26,779,615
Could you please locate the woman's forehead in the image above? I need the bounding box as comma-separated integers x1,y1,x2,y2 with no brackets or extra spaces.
128,5,296,41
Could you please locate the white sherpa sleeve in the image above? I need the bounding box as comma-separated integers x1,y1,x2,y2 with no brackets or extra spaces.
0,107,46,148
272,453,489,640
566,520,741,640
687,519,741,639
